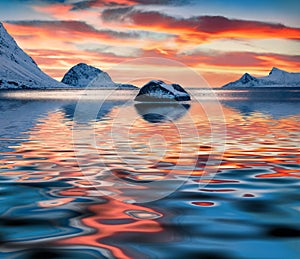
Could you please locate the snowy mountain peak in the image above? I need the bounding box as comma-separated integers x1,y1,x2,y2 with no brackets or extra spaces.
0,22,36,68
222,67,300,88
61,63,137,88
72,63,103,73
240,73,257,83
269,67,286,75
0,22,64,89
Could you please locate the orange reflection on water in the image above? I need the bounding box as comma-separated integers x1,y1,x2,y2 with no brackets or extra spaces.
58,199,163,259
39,197,75,208
192,201,215,207
0,101,299,258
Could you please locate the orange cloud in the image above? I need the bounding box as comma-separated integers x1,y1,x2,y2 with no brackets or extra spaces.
5,21,144,44
102,9,300,42
26,46,300,86
3,11,300,87
24,48,132,80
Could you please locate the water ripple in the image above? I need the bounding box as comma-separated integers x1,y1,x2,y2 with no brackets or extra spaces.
0,98,299,259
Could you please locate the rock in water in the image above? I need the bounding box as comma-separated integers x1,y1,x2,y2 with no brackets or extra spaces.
134,80,190,102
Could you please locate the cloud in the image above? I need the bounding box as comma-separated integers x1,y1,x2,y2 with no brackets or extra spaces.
101,9,300,41
102,6,134,21
70,0,133,10
181,38,300,57
76,42,141,57
70,0,190,10
25,48,131,80
26,0,190,12
5,20,172,42
3,1,299,88
172,50,300,80
23,47,300,85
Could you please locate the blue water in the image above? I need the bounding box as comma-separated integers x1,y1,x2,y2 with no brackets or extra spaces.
0,90,299,259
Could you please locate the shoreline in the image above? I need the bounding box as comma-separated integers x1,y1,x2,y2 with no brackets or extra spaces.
0,87,300,101
0,86,299,91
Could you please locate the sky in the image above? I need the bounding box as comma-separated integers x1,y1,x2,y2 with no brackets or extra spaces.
0,0,299,87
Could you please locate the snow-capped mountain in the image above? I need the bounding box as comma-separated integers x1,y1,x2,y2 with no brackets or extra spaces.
222,67,300,88
62,63,137,89
135,80,190,101
62,63,114,88
0,22,65,89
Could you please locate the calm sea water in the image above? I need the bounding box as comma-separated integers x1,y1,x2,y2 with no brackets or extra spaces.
0,89,299,259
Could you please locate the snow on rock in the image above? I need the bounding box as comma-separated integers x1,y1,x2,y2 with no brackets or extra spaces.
222,67,300,88
62,63,137,89
62,63,113,87
135,80,190,102
0,22,65,89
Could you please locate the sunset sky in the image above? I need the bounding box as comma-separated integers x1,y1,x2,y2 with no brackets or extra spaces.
0,0,299,87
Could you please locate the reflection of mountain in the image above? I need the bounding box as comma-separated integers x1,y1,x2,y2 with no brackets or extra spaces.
222,100,300,118
134,103,190,123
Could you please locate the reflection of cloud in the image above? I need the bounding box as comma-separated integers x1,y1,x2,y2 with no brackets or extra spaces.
58,199,164,259
62,101,126,121
0,99,62,152
135,103,190,123
1,97,299,258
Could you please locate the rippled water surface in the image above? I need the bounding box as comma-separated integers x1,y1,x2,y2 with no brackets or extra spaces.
0,90,299,259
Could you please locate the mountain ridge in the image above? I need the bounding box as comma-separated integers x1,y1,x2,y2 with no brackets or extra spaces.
61,63,114,88
0,22,65,89
61,62,137,89
1,21,299,90
0,22,136,89
222,67,300,88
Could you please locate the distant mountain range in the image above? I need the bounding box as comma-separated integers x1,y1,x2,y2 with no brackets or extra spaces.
222,67,300,88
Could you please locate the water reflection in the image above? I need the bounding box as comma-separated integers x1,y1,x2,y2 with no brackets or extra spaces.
134,103,190,123
0,93,300,259
62,101,126,121
223,100,300,118
0,99,64,152
73,103,200,203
